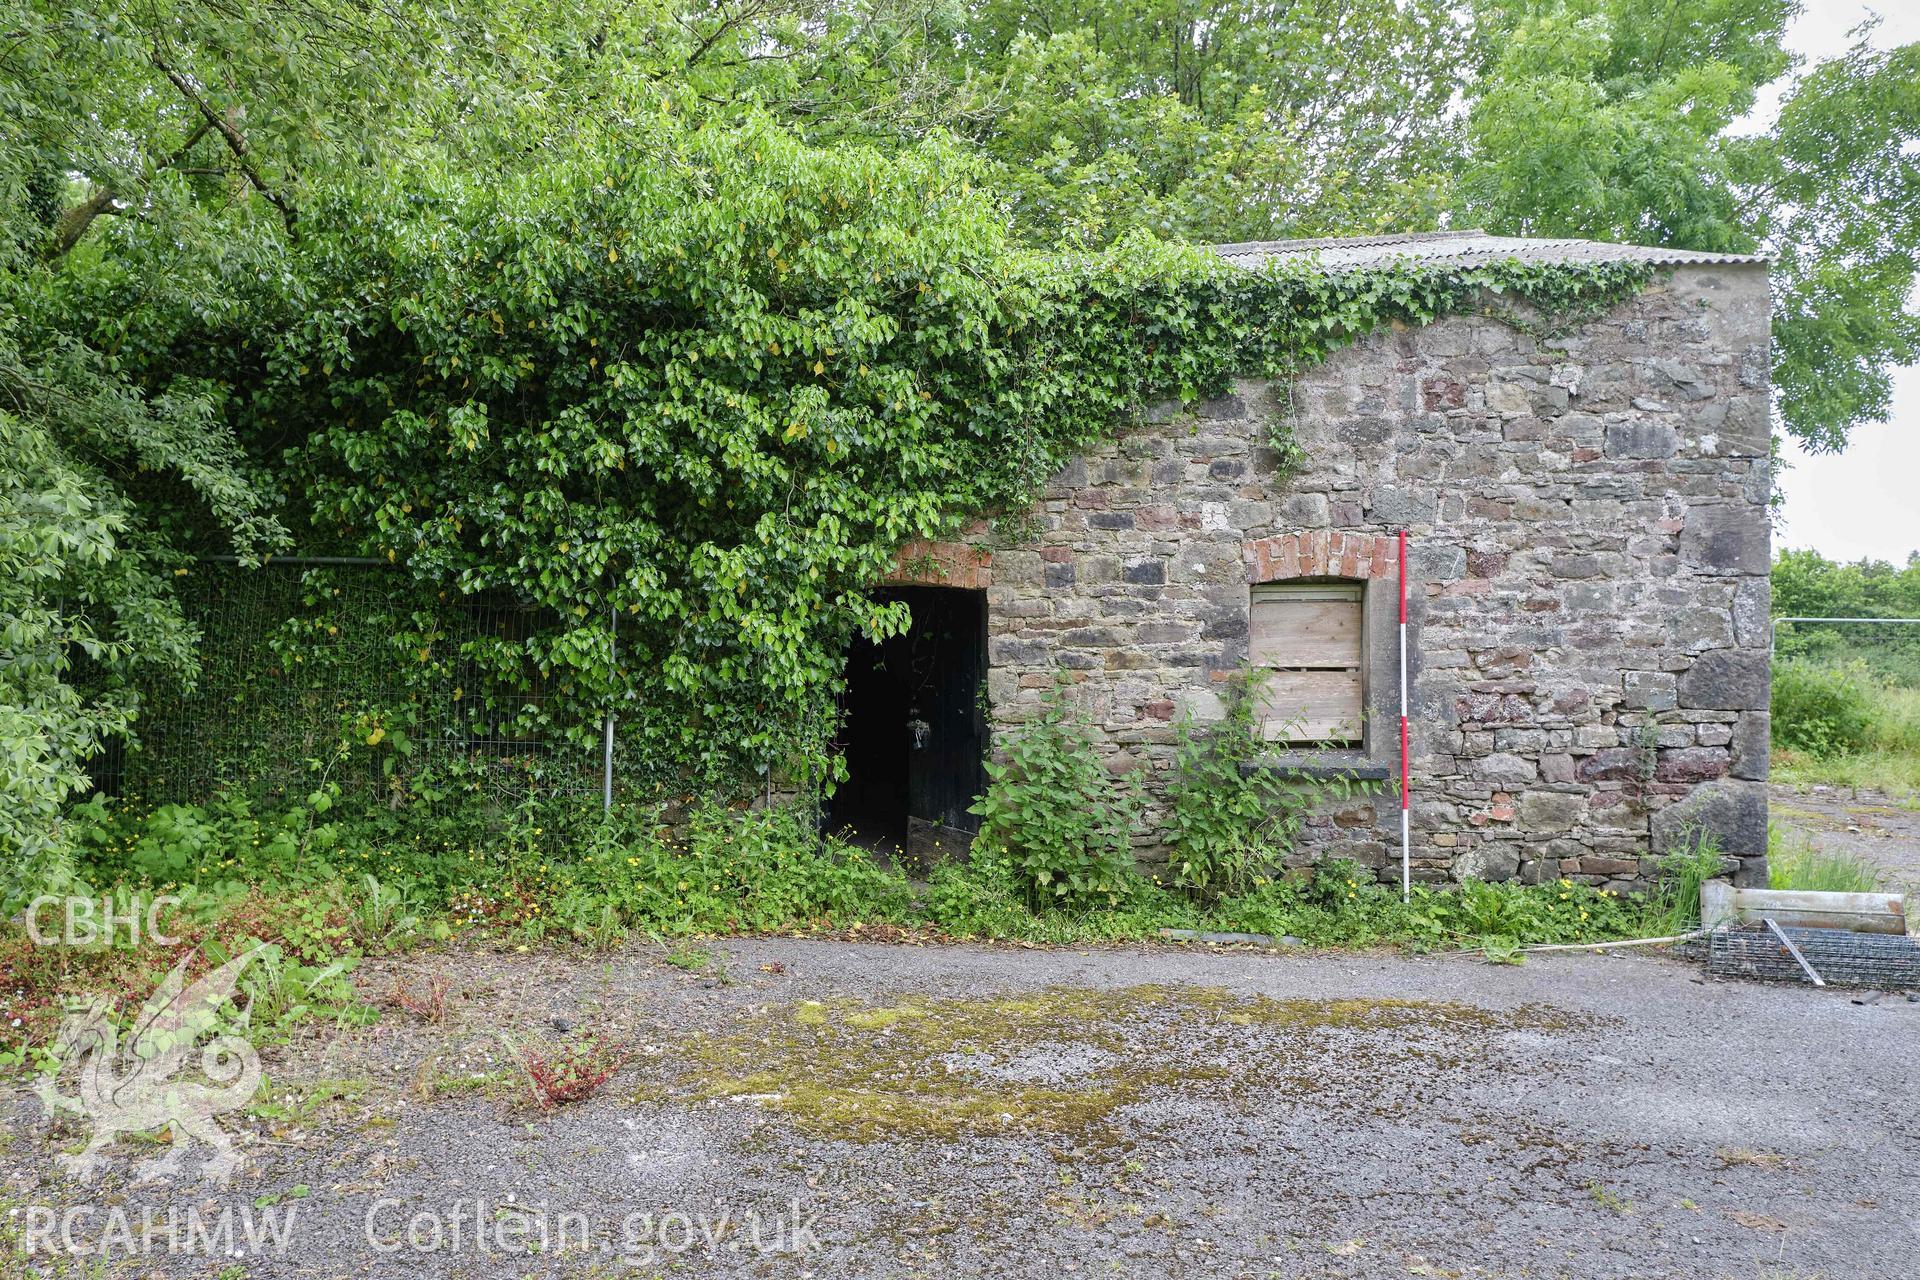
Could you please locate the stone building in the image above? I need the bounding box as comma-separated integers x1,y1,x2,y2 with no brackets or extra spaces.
835,231,1772,889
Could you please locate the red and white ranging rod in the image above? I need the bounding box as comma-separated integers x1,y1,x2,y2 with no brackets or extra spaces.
1398,529,1411,903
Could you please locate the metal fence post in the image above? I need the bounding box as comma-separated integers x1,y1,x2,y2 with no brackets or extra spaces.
603,597,616,813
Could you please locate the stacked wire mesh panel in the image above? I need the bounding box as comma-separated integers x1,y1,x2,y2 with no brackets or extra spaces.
1708,923,1920,987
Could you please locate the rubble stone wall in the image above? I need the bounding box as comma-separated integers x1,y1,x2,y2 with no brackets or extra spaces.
972,264,1773,888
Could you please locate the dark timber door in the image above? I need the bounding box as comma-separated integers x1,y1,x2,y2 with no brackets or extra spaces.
830,586,986,865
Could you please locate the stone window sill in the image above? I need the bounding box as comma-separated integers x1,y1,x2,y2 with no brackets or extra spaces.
1238,753,1393,784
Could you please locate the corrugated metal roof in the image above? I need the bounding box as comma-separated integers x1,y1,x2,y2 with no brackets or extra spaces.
1212,229,1766,271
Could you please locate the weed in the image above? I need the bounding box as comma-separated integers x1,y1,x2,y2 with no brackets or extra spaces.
664,946,711,972
1162,668,1380,898
1479,936,1523,965
353,874,422,950
1585,1180,1631,1214
389,973,451,1023
1633,722,1660,789
969,677,1144,909
516,1033,629,1109
579,903,626,951
202,939,368,1040
247,1077,369,1125
419,1067,519,1102
1716,1148,1787,1170
1767,827,1882,892
1637,832,1731,936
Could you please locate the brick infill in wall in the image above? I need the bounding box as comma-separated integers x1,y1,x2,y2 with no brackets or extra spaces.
1245,531,1397,582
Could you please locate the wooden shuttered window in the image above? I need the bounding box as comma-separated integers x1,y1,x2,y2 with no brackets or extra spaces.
1249,582,1364,745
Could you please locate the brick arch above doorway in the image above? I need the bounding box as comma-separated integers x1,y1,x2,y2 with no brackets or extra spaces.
885,540,993,590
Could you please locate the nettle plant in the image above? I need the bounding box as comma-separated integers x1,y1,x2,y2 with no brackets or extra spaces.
1163,669,1382,899
216,112,1646,800
969,679,1144,909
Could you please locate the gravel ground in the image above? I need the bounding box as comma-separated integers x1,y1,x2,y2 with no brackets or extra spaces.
1771,781,1920,891
5,936,1917,1279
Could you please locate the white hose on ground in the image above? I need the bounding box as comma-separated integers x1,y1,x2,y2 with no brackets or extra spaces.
1484,929,1708,955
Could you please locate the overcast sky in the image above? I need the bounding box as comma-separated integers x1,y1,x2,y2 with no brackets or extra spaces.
1764,3,1920,565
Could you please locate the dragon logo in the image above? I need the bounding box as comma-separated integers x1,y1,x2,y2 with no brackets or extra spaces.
34,947,265,1187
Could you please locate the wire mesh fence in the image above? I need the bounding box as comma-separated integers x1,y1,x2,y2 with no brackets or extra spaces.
107,560,608,811
1707,922,1920,988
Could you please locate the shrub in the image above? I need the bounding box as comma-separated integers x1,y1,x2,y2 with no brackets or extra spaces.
969,679,1144,909
1163,670,1379,898
555,800,914,935
1771,659,1875,757
1870,684,1920,757
921,850,1041,936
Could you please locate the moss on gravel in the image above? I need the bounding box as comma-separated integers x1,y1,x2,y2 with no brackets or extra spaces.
635,984,1586,1143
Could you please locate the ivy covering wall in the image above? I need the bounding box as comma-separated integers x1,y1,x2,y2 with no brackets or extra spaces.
125,116,1649,805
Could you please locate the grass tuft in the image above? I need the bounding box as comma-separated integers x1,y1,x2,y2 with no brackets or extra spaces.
1766,826,1883,893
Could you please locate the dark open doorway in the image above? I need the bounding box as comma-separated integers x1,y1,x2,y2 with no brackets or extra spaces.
829,586,987,866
